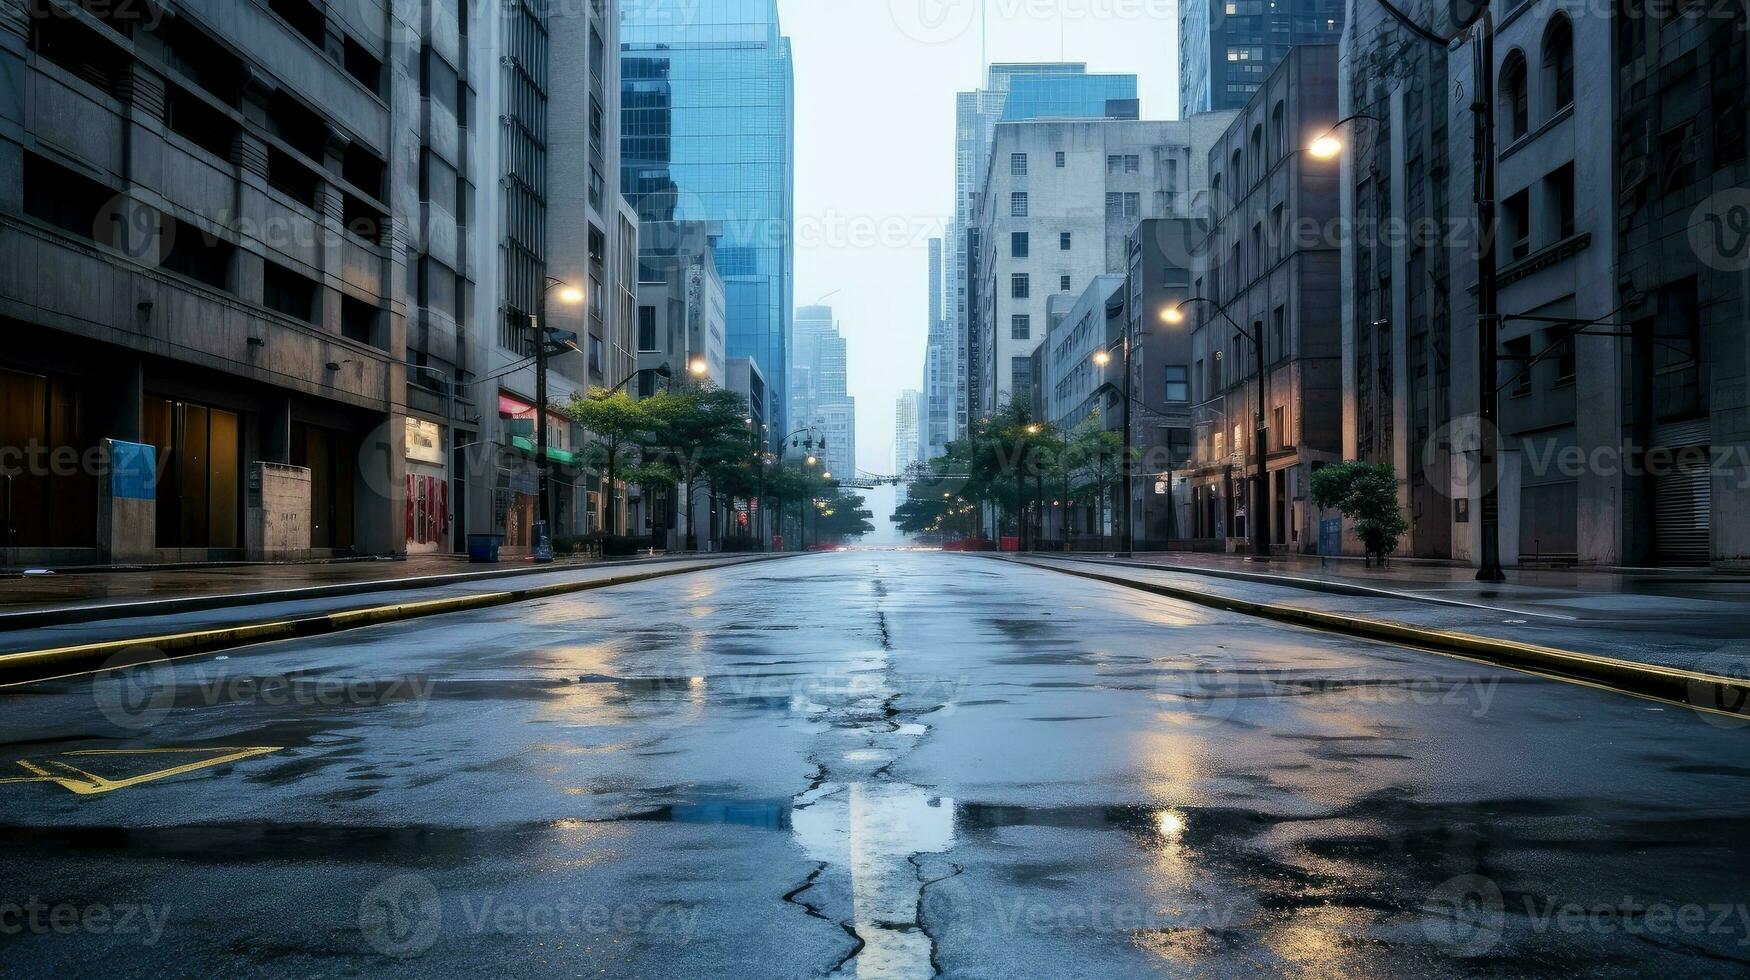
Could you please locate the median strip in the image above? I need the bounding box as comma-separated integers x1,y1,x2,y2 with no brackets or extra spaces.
0,555,794,686
994,554,1750,718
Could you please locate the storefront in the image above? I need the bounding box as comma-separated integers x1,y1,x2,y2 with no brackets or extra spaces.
404,416,450,555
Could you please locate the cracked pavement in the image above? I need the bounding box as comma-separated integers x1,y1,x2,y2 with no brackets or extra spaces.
2,551,1749,977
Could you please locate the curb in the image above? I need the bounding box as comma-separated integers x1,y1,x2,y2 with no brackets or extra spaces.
992,555,1750,717
0,553,763,632
1035,553,1557,615
0,554,796,686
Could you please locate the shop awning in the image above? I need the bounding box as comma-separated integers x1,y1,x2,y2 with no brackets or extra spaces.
509,435,579,467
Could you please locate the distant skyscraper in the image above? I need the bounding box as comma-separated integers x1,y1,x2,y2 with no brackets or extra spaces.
791,306,855,479
895,390,924,475
1178,0,1345,114
922,237,952,460
949,65,1139,432
621,0,795,440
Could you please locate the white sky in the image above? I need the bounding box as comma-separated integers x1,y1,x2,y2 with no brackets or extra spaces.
776,0,1183,476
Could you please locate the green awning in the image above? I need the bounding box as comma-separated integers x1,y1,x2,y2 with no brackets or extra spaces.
509,435,579,467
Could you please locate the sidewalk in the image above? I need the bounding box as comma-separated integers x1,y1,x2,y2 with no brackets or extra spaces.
0,553,790,680
1068,551,1750,617
1012,552,1750,678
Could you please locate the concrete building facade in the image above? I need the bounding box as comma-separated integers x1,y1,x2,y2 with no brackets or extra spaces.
971,114,1231,415
1187,45,1344,554
2,0,421,564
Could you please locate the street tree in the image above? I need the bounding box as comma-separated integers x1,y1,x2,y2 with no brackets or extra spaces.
1311,460,1409,565
570,389,671,538
644,385,752,551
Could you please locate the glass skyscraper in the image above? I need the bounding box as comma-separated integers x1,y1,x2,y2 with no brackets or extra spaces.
1179,0,1345,113
1000,73,1139,122
621,0,795,438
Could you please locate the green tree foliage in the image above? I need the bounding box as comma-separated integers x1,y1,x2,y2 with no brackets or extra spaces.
569,390,674,534
643,385,753,550
1310,461,1409,564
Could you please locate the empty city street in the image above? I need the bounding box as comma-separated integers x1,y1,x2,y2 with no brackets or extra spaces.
2,551,1748,978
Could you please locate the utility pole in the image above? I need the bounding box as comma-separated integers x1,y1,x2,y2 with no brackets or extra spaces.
1471,14,1506,582
530,310,552,564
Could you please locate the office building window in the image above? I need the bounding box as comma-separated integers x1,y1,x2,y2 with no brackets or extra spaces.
1011,274,1030,298
1010,192,1028,217
1011,232,1029,258
1011,314,1031,339
1059,275,1071,292
1055,151,1066,168
1165,366,1189,403
1011,152,1028,176
638,305,657,351
1060,232,1072,251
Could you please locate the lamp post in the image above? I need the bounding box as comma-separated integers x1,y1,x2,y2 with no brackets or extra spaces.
1306,0,1505,581
1161,298,1270,563
533,277,584,562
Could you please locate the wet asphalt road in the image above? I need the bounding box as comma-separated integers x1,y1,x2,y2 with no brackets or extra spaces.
2,551,1749,978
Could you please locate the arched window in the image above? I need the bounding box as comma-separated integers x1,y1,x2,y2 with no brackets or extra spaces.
1270,102,1286,160
1500,50,1529,141
1249,125,1264,182
1542,15,1574,113
1230,149,1243,196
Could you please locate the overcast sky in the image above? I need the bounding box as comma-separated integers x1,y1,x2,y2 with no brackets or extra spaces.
776,0,1183,477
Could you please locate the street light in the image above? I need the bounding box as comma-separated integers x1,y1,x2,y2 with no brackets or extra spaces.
688,357,709,378
1092,349,1112,367
533,276,584,562
1304,112,1383,160
1161,298,1271,564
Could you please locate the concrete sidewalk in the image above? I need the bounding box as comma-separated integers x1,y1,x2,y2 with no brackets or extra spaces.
1010,553,1750,679
1060,550,1750,616
0,551,755,627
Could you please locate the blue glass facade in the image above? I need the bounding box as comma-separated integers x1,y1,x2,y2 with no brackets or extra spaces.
622,0,795,439
999,73,1139,122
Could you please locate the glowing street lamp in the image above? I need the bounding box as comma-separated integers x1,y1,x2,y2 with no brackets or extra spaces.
1092,349,1112,367
1307,133,1343,159
688,357,709,377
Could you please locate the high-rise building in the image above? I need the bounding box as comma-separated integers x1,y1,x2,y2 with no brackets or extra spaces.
922,237,953,460
970,113,1233,412
1179,0,1345,115
471,0,635,550
0,0,464,563
950,65,1137,436
1185,45,1343,555
621,0,795,443
790,305,855,479
895,390,924,475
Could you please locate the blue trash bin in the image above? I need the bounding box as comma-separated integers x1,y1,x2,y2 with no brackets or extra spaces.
467,533,503,564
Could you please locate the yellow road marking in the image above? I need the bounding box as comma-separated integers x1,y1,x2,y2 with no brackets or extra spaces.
1,747,282,796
